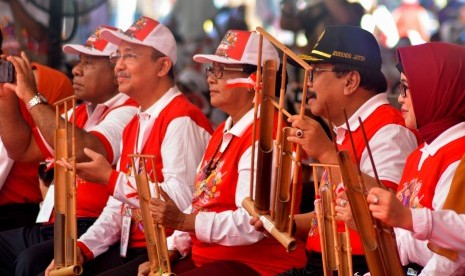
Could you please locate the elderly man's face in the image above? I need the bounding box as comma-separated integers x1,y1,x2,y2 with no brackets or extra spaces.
71,54,117,105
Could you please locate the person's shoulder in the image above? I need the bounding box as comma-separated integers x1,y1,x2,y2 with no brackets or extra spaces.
32,62,73,104
168,94,207,115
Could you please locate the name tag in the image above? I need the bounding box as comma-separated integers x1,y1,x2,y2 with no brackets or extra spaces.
120,206,132,257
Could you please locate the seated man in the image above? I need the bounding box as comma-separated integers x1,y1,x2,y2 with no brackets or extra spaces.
0,25,138,276
252,25,419,275
142,29,307,276
45,16,213,276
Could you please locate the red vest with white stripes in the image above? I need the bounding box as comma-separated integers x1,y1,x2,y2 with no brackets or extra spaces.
118,95,213,249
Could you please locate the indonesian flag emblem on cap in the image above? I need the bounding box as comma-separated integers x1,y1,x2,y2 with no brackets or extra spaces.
101,16,178,65
193,30,280,67
124,16,158,41
215,31,251,60
63,25,118,56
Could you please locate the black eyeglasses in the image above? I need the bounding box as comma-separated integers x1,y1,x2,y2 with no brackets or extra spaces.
399,82,409,98
309,68,335,83
206,66,245,79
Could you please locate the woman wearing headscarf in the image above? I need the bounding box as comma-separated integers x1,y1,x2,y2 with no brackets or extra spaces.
366,42,465,275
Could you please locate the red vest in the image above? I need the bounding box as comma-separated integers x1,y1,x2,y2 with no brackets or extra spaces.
397,136,465,209
47,98,137,220
306,104,410,255
118,95,213,249
190,119,306,276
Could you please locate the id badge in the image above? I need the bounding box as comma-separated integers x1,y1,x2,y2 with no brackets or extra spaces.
120,207,132,257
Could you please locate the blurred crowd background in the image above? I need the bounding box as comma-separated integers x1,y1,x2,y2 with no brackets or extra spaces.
2,0,465,127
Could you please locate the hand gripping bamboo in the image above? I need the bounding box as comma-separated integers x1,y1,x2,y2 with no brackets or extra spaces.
310,163,352,276
129,154,173,276
242,27,311,252
336,112,403,276
50,96,82,276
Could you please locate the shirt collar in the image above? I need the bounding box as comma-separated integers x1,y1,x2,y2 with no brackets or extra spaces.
137,86,181,120
85,93,131,115
223,107,256,138
420,122,465,157
219,108,255,152
335,93,389,143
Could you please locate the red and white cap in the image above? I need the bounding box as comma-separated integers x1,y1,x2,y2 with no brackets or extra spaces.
193,30,280,67
63,25,119,56
101,16,177,65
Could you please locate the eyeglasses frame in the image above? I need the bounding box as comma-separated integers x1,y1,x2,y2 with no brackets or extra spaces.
205,66,245,79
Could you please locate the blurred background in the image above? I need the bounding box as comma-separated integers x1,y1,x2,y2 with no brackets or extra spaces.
2,0,465,124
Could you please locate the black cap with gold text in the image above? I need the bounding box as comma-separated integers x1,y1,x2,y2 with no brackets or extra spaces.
299,25,382,71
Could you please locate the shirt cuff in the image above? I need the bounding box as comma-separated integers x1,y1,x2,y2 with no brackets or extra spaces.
167,231,192,257
412,208,430,241
77,241,94,262
194,212,214,243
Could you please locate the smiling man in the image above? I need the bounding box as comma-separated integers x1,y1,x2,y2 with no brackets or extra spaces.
45,17,213,275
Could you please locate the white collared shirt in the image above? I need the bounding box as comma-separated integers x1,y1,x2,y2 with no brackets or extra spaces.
335,93,418,185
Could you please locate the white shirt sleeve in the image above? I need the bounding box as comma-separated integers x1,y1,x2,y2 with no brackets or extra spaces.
194,145,265,245
166,205,193,256
395,161,464,274
431,161,459,210
158,117,211,211
360,124,418,185
412,208,465,251
396,227,465,275
78,196,123,258
166,230,192,257
0,140,14,189
87,106,138,165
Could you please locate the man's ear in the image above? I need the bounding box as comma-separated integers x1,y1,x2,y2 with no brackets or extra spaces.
343,71,360,96
157,57,172,77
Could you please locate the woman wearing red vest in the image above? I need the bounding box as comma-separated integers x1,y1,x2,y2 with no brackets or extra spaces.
366,42,465,275
141,30,307,276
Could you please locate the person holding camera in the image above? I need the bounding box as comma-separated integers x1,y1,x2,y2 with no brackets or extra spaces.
0,25,138,276
0,28,74,232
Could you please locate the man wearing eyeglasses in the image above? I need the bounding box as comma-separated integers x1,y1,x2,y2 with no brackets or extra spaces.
135,29,308,276
0,25,139,275
280,25,420,275
45,16,213,276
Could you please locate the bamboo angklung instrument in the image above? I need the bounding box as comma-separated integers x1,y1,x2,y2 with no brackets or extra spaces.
309,104,352,276
129,154,172,276
50,96,82,276
310,163,352,276
357,117,404,275
242,27,311,252
336,110,403,276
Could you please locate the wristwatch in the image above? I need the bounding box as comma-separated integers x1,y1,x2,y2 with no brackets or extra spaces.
26,93,48,111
